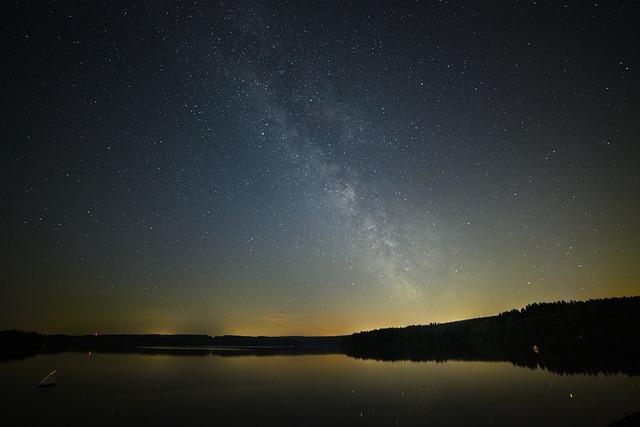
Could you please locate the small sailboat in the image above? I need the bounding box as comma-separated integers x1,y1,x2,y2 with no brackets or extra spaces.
38,370,57,388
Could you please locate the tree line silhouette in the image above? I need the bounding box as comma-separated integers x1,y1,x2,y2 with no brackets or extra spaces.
342,296,640,375
0,331,343,361
3,297,639,375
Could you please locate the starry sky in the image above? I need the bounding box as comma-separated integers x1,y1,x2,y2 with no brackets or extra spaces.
2,1,639,336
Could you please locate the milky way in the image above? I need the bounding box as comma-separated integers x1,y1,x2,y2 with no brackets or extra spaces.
2,1,639,335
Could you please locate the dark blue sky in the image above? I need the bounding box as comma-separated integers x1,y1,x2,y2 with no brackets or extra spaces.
2,1,639,335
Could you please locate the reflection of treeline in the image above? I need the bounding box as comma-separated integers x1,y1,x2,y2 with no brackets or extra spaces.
342,296,640,375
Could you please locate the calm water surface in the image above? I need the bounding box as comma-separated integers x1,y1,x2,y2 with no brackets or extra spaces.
1,352,638,426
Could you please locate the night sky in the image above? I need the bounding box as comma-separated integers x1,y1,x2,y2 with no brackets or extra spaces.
2,1,639,336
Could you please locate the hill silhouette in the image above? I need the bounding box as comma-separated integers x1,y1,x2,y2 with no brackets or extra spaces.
342,296,640,375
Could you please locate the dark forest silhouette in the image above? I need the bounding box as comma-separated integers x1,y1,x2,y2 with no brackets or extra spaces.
342,296,640,375
3,296,639,376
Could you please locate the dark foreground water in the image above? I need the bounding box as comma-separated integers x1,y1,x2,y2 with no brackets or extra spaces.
1,351,639,426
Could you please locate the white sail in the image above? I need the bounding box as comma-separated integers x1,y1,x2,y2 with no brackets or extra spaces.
38,370,57,387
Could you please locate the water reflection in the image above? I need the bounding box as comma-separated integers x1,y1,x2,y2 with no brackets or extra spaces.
6,344,636,377
344,350,640,377
1,352,639,426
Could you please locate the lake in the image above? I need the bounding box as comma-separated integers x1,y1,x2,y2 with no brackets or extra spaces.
1,351,638,426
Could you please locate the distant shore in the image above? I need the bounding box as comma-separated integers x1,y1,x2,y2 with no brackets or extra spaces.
3,296,639,375
0,331,344,360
